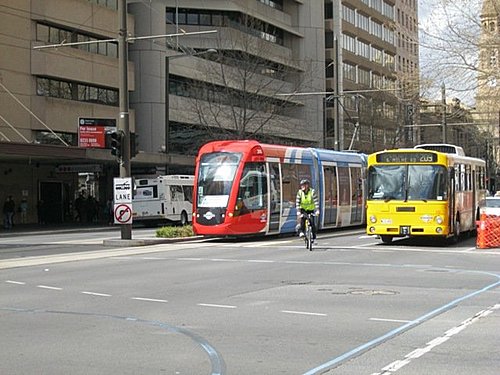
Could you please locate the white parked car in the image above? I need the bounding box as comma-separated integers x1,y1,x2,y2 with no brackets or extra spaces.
479,197,500,216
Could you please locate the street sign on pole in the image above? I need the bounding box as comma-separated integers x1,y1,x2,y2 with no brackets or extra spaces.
114,203,133,224
113,177,133,225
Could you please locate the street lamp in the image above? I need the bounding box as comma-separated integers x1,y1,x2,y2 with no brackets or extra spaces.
165,49,217,155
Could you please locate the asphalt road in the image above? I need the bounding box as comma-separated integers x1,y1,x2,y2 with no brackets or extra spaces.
1,229,499,374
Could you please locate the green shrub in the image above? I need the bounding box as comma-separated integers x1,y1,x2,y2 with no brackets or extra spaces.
156,225,194,238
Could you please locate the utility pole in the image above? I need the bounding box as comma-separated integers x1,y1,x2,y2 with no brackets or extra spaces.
333,36,341,151
441,83,447,143
118,0,132,239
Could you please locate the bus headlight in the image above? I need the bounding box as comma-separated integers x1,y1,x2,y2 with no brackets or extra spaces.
435,216,443,224
370,215,377,223
369,227,376,233
436,227,443,233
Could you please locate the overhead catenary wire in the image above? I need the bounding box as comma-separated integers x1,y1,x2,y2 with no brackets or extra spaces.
0,114,30,143
0,128,12,142
0,81,70,146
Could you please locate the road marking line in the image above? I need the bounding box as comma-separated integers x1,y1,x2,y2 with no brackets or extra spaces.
371,303,500,375
281,310,327,317
131,297,168,303
81,291,111,297
177,257,202,261
5,280,25,285
197,303,237,309
248,240,294,247
37,285,62,290
369,318,412,323
247,260,275,263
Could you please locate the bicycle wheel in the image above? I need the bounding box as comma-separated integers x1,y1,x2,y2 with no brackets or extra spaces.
306,221,313,251
303,220,310,250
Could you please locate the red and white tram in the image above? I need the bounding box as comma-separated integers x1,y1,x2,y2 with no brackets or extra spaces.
193,140,367,236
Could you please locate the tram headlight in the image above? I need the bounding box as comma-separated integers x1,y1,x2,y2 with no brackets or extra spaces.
370,215,377,223
435,216,443,224
436,227,443,233
369,227,376,233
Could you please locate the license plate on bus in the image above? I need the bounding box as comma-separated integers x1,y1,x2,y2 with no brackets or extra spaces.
400,226,410,235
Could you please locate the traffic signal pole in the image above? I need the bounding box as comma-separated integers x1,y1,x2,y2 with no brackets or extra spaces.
118,0,132,240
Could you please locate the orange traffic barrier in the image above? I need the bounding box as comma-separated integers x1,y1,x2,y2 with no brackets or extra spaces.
476,213,500,249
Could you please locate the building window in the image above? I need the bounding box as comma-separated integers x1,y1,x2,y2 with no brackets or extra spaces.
256,0,283,11
36,77,118,107
35,131,77,146
385,53,395,70
382,1,394,20
343,63,356,82
370,20,383,39
371,46,383,64
342,5,356,25
36,23,118,58
357,13,370,32
343,33,356,54
358,40,370,59
358,68,371,86
166,9,285,46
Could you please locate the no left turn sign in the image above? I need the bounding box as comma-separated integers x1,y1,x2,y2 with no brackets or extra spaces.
114,203,133,224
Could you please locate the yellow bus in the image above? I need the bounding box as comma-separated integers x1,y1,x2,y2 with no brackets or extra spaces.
366,144,487,244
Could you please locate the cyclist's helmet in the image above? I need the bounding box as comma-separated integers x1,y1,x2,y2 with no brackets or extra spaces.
300,179,310,185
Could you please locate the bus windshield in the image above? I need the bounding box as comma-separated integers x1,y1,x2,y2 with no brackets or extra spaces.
368,164,447,201
197,152,242,207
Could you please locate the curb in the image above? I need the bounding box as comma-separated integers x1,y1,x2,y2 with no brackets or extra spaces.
102,235,204,247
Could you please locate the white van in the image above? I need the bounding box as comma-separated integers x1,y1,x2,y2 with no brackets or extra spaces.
132,175,194,226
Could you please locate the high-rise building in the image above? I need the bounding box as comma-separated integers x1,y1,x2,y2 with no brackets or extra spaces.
130,1,325,159
324,0,419,152
0,0,325,224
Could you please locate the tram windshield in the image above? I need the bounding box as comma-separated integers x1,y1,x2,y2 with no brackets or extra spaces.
197,152,241,208
368,164,447,201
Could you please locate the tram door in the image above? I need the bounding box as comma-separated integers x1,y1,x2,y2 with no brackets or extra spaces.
267,162,281,233
350,167,364,224
323,165,338,226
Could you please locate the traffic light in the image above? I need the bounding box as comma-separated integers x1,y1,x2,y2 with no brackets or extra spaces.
110,130,124,159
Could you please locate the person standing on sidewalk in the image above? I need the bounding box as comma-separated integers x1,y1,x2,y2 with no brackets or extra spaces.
3,195,15,229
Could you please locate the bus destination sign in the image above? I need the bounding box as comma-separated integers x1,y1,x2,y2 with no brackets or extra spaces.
376,152,438,163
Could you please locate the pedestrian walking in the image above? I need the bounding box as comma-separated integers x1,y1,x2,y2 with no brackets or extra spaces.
19,198,28,224
3,195,15,229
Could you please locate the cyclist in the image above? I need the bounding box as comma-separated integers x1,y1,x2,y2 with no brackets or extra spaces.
295,179,320,241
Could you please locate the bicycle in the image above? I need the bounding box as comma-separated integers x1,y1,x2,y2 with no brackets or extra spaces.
302,212,315,251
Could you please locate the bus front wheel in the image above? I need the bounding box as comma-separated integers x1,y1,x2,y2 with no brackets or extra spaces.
380,235,393,244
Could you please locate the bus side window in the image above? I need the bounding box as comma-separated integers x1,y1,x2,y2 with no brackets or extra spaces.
184,185,193,203
170,185,184,201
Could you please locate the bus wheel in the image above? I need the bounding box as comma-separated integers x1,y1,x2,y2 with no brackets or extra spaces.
180,211,188,226
380,235,393,244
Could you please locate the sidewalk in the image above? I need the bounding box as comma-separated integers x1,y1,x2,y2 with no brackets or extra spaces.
0,222,118,237
0,221,204,247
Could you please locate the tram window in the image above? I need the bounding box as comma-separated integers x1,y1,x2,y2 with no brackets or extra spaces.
281,163,312,209
338,167,351,205
236,163,267,212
